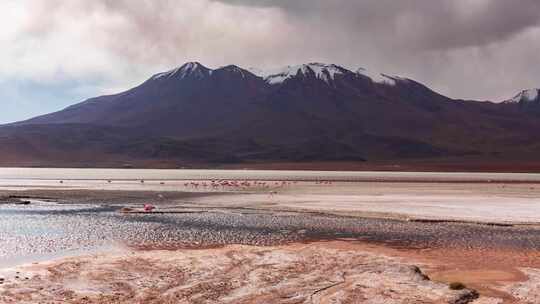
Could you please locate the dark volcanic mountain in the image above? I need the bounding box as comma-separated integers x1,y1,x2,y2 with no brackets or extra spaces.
2,62,540,168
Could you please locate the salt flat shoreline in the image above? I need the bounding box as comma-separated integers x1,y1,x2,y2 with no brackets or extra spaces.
4,168,540,183
3,178,540,224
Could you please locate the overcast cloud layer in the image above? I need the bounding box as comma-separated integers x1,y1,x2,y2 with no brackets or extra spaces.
0,0,539,123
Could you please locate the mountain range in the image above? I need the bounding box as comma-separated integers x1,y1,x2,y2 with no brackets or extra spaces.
1,62,540,169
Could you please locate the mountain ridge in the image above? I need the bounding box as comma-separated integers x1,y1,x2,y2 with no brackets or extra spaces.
2,61,540,168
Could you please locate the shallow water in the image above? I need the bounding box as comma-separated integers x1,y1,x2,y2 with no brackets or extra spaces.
0,201,304,267
0,202,123,266
2,199,540,269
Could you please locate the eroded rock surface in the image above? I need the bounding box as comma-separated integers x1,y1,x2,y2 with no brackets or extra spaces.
0,242,475,304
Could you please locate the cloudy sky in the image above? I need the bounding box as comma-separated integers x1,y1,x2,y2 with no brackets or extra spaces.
1,0,539,123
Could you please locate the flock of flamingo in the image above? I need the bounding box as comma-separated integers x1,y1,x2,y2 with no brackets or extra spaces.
57,178,335,191
175,179,334,191
88,178,334,212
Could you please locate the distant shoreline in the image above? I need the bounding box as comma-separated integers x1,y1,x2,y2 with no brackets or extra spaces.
4,167,540,188
3,158,540,173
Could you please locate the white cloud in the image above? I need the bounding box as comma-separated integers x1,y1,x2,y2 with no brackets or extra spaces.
0,0,539,123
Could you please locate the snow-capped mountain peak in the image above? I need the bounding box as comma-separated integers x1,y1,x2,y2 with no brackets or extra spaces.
150,62,406,87
256,63,348,85
249,63,403,86
152,62,212,80
508,88,540,103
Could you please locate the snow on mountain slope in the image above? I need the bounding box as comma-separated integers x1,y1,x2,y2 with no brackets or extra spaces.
246,67,266,77
259,63,347,85
218,65,252,78
149,62,406,88
508,89,540,103
151,62,212,80
248,63,403,86
356,68,403,86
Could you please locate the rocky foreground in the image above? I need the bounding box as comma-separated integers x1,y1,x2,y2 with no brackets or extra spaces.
0,241,481,304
